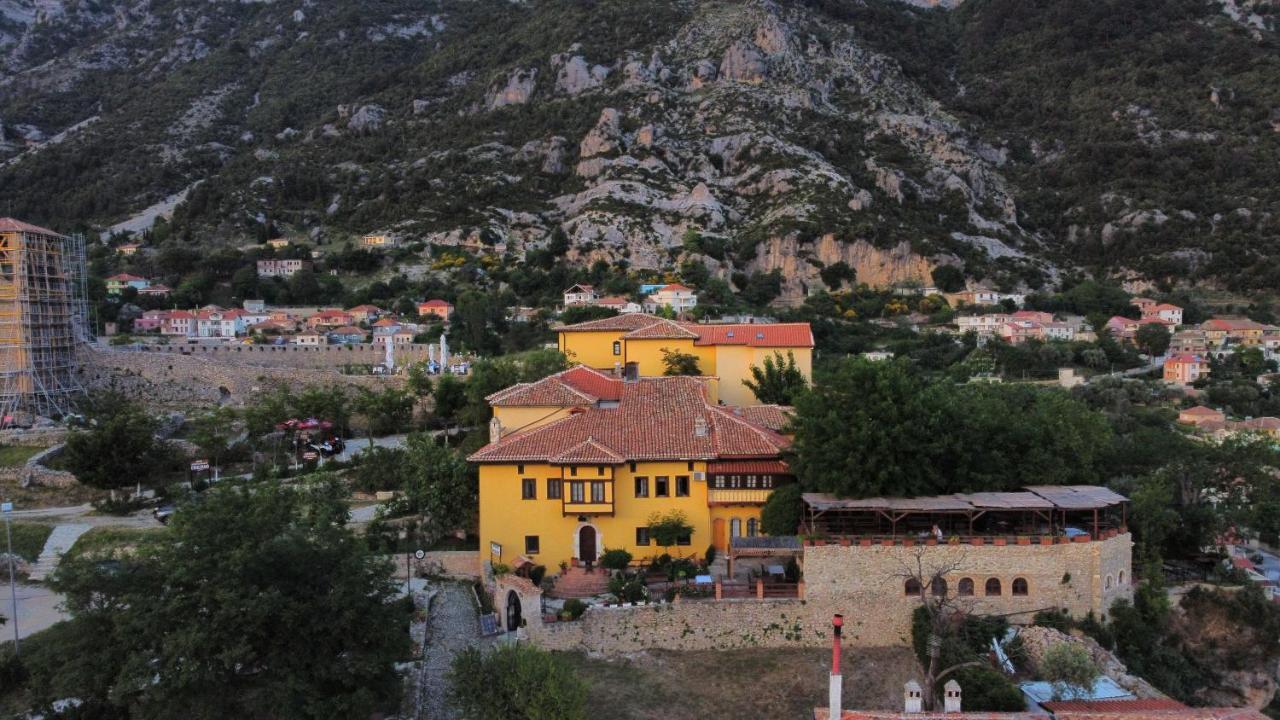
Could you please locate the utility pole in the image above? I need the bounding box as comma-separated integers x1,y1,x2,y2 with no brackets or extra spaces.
3,501,19,655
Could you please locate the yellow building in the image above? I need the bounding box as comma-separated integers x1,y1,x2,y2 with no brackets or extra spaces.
360,234,395,248
470,367,796,569
556,315,814,406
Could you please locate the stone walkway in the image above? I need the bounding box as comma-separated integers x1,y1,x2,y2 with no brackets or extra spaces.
28,523,91,581
415,581,492,720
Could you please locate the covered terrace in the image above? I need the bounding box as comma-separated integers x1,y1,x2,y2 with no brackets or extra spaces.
801,485,1128,542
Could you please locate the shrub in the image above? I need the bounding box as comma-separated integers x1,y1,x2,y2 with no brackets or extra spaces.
600,548,632,572
562,598,588,620
1033,609,1072,632
529,565,547,586
950,666,1025,711
761,483,804,536
448,644,586,720
1041,642,1099,700
492,563,511,577
704,545,716,566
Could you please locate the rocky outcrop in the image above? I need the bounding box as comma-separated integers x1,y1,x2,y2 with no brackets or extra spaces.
720,40,767,84
347,104,386,133
751,235,936,302
487,68,537,109
553,52,610,95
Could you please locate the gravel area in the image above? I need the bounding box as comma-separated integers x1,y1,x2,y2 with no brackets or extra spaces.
415,581,493,720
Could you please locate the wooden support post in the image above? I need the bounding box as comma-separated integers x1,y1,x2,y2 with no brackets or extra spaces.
756,578,764,599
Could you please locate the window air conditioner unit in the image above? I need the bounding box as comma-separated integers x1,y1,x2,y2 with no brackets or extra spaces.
693,472,706,482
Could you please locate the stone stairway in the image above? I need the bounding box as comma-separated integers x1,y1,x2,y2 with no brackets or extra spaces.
28,524,91,582
548,566,609,599
708,554,730,580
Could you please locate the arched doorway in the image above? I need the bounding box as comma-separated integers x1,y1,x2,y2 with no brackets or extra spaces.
578,525,597,563
505,590,522,631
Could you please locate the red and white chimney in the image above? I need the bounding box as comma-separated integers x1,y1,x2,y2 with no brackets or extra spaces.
830,614,843,719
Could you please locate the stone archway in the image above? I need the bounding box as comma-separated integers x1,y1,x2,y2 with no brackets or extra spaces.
572,521,602,563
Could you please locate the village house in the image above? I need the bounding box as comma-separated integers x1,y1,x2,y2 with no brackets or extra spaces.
1105,316,1138,341
133,309,167,333
417,299,454,322
562,284,599,307
1202,317,1270,347
999,319,1043,345
105,273,150,295
597,296,644,314
294,331,325,347
329,326,369,345
392,329,416,345
306,309,354,330
1147,303,1184,326
137,283,171,298
195,308,247,338
360,234,396,248
556,314,814,406
116,243,141,256
1177,405,1226,427
255,259,309,279
508,306,540,324
348,304,383,324
1010,310,1054,324
1130,297,1157,315
162,310,194,337
1163,354,1209,386
954,287,1026,307
1041,322,1075,341
470,367,795,569
265,238,291,249
956,314,1009,337
1170,329,1208,355
644,283,699,314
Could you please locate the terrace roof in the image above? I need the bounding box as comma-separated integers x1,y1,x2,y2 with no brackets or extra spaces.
802,485,1126,515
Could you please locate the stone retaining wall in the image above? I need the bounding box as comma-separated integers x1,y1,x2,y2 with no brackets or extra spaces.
0,444,78,488
416,550,481,579
120,343,433,371
81,346,407,410
509,533,1134,655
0,428,67,446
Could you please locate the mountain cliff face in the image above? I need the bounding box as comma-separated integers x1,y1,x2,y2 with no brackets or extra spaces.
1,0,1278,298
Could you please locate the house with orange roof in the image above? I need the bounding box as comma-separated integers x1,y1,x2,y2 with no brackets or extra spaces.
105,273,150,295
1177,405,1226,427
1202,317,1269,347
348,304,383,323
470,367,797,567
1164,354,1209,386
644,283,698,313
306,309,354,329
556,314,815,406
417,299,453,322
329,325,368,344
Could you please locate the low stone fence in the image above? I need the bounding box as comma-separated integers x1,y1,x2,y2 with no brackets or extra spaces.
0,444,77,488
416,550,481,579
0,428,67,446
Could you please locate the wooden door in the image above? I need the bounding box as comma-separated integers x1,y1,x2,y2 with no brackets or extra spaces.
579,525,596,561
712,518,726,551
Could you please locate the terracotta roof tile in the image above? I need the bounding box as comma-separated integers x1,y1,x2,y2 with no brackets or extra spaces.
560,314,669,333
622,318,700,339
685,322,815,348
1041,700,1187,714
469,376,788,464
0,217,62,236
736,405,793,432
551,438,626,465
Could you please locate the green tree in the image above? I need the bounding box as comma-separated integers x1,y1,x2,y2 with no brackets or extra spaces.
760,483,804,536
353,387,414,447
63,394,168,489
398,434,477,543
647,510,693,552
743,351,807,404
931,265,966,293
1134,323,1171,357
187,406,239,471
660,348,701,376
43,479,410,718
431,374,467,424
448,644,586,720
559,305,617,325
1040,642,1099,700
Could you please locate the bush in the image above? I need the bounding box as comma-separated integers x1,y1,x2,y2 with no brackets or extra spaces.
1041,642,1099,700
1033,609,1072,632
761,483,805,536
950,666,1025,711
704,544,716,566
600,548,632,572
448,644,586,720
529,565,546,586
562,598,588,620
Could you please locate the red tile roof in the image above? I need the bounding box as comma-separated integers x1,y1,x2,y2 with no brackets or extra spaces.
419,299,453,308
685,322,815,348
707,460,789,474
1041,700,1188,713
1203,317,1267,332
623,318,701,340
559,366,623,401
551,438,626,464
107,273,147,282
0,217,62,236
1181,405,1222,416
735,405,793,432
469,376,788,464
560,313,669,333
486,366,620,407
658,283,692,292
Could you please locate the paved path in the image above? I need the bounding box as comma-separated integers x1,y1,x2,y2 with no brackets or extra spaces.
8,505,161,529
417,581,490,720
28,524,91,581
0,583,68,642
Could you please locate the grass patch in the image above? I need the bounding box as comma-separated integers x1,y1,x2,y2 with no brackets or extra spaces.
4,523,54,562
0,446,44,468
63,527,166,562
0,477,106,509
555,646,920,719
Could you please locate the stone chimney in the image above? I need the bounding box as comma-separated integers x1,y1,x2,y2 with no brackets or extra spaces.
693,416,708,437
943,680,962,713
488,416,503,443
904,680,923,713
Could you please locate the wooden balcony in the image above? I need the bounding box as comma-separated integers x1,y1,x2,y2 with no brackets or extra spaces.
562,480,614,516
707,488,773,505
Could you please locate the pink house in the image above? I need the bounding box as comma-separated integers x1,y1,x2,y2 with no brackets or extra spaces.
1164,354,1209,385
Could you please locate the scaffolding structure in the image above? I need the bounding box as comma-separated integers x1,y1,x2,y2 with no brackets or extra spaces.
0,218,89,422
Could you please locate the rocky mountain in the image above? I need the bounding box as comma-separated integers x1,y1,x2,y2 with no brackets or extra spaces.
1,0,1278,300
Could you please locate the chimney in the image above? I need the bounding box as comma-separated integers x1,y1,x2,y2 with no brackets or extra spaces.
613,361,622,377
904,680,923,713
830,614,843,720
623,362,639,382
488,416,503,443
943,680,962,713
693,417,708,437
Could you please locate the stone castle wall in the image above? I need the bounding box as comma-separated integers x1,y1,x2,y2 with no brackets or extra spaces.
80,346,408,410
115,342,433,371
517,534,1134,655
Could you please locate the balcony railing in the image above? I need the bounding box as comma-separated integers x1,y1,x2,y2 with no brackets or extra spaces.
707,488,773,505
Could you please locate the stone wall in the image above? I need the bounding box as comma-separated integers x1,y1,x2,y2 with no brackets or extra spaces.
416,550,482,579
81,346,408,410
117,343,433,371
0,444,78,488
513,534,1134,655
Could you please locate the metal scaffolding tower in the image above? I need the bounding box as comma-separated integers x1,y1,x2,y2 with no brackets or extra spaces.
0,218,89,422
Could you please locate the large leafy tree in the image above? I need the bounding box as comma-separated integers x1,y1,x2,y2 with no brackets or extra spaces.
42,479,410,719
743,351,808,404
353,386,415,446
660,348,701,376
1134,322,1171,357
63,392,170,489
448,644,586,720
398,434,478,543
790,359,1113,497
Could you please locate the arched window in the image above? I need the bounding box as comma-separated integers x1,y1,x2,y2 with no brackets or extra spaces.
730,518,742,537
932,577,948,596
905,578,922,596
746,518,758,537
1105,575,1113,590
1118,570,1126,585
985,578,1002,596
958,578,974,596
1012,578,1028,596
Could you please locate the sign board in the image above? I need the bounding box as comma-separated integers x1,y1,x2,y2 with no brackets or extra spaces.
489,541,502,559
302,451,319,461
0,502,11,514
189,460,210,472
414,549,425,560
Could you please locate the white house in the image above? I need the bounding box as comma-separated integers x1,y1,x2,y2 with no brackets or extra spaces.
644,283,698,313
956,314,1010,337
563,284,598,307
